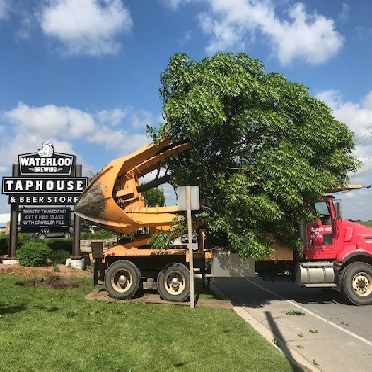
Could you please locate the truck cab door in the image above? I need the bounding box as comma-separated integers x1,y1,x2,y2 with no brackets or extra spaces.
305,201,336,259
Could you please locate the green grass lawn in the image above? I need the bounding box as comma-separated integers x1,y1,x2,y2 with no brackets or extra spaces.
0,275,296,372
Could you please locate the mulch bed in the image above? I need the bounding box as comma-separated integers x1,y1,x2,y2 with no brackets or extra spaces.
0,263,91,278
85,288,233,309
15,275,80,289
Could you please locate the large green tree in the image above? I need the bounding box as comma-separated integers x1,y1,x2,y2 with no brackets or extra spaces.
150,53,359,258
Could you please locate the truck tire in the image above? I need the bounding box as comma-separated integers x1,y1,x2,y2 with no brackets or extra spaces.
105,260,141,300
158,263,190,302
341,262,372,305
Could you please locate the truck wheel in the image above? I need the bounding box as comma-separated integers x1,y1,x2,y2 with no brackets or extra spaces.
158,263,190,302
341,262,372,305
105,260,141,300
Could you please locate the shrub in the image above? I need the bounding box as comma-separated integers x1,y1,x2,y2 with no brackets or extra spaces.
45,239,71,264
0,233,31,256
81,232,92,240
81,230,115,240
50,248,70,264
17,242,52,267
18,233,31,248
0,234,9,256
46,238,72,252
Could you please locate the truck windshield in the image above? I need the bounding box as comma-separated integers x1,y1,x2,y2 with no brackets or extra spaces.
315,202,330,216
315,201,331,225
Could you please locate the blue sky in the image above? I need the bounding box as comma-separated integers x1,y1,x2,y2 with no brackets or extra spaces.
0,0,372,220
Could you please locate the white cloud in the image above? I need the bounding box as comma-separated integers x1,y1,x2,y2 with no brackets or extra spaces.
267,3,344,65
192,0,344,65
0,103,152,175
130,110,154,130
39,0,133,56
339,3,349,22
0,0,9,19
85,126,121,146
97,108,129,126
354,26,372,41
162,0,194,10
5,103,96,138
16,10,37,40
97,108,156,130
179,30,192,45
317,90,372,142
316,90,372,219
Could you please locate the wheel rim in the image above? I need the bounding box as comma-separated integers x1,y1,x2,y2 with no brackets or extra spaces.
111,269,133,293
352,271,372,297
163,270,186,296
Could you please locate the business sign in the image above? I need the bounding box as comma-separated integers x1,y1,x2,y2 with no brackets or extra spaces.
18,142,75,176
1,142,87,206
20,208,71,233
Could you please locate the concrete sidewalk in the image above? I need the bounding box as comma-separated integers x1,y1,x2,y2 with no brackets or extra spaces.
211,278,372,372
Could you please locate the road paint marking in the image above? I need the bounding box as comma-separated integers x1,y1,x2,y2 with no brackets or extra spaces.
245,278,372,348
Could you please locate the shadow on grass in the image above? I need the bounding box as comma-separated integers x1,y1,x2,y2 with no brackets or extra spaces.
33,304,59,312
0,303,27,315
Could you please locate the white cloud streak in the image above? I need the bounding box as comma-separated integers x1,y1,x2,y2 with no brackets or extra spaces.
97,108,129,126
200,0,343,65
339,3,349,22
0,0,9,19
39,0,133,56
162,0,195,10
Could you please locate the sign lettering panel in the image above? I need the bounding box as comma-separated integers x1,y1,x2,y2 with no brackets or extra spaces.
20,208,71,233
2,178,87,194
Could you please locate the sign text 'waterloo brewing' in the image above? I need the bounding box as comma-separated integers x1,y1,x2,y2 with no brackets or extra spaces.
18,142,75,176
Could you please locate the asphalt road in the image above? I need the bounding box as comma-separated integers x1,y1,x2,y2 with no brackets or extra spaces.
212,276,372,372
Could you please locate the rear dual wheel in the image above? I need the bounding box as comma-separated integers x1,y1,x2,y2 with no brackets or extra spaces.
341,262,372,305
158,263,190,302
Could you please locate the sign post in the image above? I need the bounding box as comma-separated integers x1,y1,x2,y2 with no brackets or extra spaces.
177,186,200,309
186,186,195,308
72,165,82,258
9,164,19,258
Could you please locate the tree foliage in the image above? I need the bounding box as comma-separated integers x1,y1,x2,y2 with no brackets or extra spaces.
150,53,359,258
143,187,165,207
